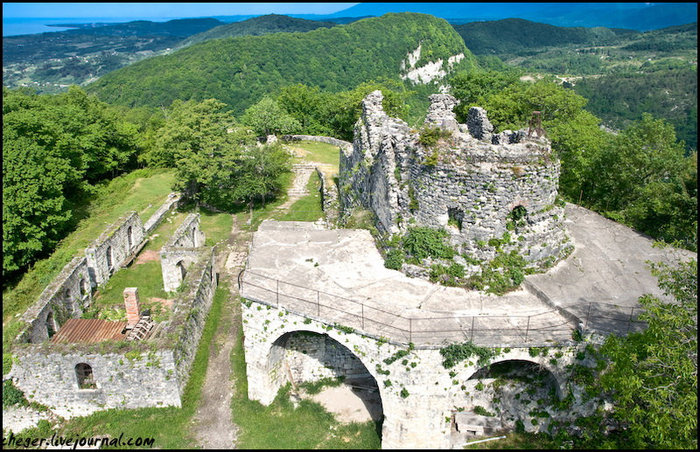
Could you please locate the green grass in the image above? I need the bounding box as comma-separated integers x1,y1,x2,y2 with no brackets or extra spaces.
142,211,188,252
292,140,340,169
89,261,169,315
12,283,229,449
274,171,324,222
230,310,381,449
199,207,233,246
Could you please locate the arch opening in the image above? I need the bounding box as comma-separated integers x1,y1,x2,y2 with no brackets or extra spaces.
268,330,384,430
176,261,187,281
75,363,96,389
105,246,113,271
46,311,57,339
451,359,562,445
127,226,133,248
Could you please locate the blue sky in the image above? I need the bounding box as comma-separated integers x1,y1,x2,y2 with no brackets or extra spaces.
2,2,357,18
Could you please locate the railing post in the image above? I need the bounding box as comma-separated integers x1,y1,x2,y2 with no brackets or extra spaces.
317,290,320,317
361,303,364,330
525,316,531,342
470,317,475,342
409,318,413,343
276,279,279,307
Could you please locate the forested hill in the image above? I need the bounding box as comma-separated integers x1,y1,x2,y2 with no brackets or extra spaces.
454,18,636,55
86,13,477,114
179,14,338,48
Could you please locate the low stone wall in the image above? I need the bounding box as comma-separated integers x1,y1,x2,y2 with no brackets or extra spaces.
315,167,339,225
154,247,217,395
282,134,352,152
10,347,180,419
144,193,182,234
85,212,145,287
160,213,206,292
17,257,92,344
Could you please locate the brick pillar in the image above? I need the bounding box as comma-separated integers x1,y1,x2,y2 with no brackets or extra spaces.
123,287,140,328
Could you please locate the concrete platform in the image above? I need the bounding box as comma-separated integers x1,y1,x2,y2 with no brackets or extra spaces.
240,204,695,347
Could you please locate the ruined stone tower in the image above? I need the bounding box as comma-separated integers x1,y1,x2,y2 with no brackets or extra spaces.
339,90,570,270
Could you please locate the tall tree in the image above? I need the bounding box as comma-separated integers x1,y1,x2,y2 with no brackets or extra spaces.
240,96,301,137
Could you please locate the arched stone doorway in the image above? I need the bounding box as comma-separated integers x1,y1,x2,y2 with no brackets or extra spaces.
268,330,384,426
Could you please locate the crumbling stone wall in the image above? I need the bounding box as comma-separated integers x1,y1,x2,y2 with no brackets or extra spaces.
282,134,352,153
85,212,145,287
315,167,339,225
17,257,92,344
160,213,206,292
143,193,182,234
10,347,180,419
339,91,569,266
9,247,217,418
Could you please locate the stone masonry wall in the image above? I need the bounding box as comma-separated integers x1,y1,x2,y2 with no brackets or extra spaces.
17,257,92,344
143,192,182,234
154,247,217,395
241,297,585,449
85,212,145,287
283,134,352,153
10,348,180,419
315,167,339,225
339,91,569,266
160,213,206,292
284,332,371,383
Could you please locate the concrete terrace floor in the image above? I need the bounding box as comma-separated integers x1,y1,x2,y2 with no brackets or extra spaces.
240,204,695,348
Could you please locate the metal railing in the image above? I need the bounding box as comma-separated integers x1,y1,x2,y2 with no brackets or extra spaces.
240,270,592,348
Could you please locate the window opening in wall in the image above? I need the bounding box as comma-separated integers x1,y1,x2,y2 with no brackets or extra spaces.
65,288,72,302
177,261,187,281
46,312,57,338
191,227,197,247
75,363,96,389
447,207,464,232
79,278,88,298
127,226,133,248
508,205,528,229
106,246,113,270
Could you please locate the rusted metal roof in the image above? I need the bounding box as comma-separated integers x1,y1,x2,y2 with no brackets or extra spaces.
50,319,127,344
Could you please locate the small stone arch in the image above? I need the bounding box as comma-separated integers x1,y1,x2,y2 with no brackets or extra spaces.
176,261,187,281
191,227,198,247
46,311,57,338
64,288,72,302
75,363,96,389
79,278,89,298
266,329,384,424
127,226,133,248
447,207,464,232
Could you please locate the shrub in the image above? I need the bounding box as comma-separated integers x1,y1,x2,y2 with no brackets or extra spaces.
402,227,455,260
2,380,27,407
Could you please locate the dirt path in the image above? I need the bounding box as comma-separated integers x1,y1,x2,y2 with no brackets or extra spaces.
276,163,317,211
191,215,251,449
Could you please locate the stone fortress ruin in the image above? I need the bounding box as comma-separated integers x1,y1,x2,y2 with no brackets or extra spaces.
238,91,696,447
4,90,695,448
340,91,571,276
8,194,219,418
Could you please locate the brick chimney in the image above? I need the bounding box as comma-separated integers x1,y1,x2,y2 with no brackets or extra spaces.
123,287,141,328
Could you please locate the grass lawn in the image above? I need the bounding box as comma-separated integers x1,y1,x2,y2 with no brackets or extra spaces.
274,170,324,222
292,140,340,169
13,283,229,449
199,207,233,246
230,306,381,449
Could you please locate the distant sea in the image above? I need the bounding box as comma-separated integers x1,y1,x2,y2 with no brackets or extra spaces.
2,17,176,36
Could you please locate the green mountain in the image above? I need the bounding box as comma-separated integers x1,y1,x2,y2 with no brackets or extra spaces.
454,18,635,56
179,14,338,48
86,13,477,114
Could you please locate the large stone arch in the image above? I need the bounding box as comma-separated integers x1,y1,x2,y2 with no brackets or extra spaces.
265,329,384,420
465,357,565,398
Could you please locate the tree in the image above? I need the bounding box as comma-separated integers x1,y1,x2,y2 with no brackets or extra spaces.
240,96,301,137
233,143,292,210
595,259,697,449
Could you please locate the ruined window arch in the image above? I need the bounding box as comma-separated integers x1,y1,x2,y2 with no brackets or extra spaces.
46,312,57,338
447,207,464,232
75,363,96,389
79,278,89,298
509,205,528,222
64,288,72,302
106,246,113,270
127,226,133,248
191,227,197,247
176,261,187,281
